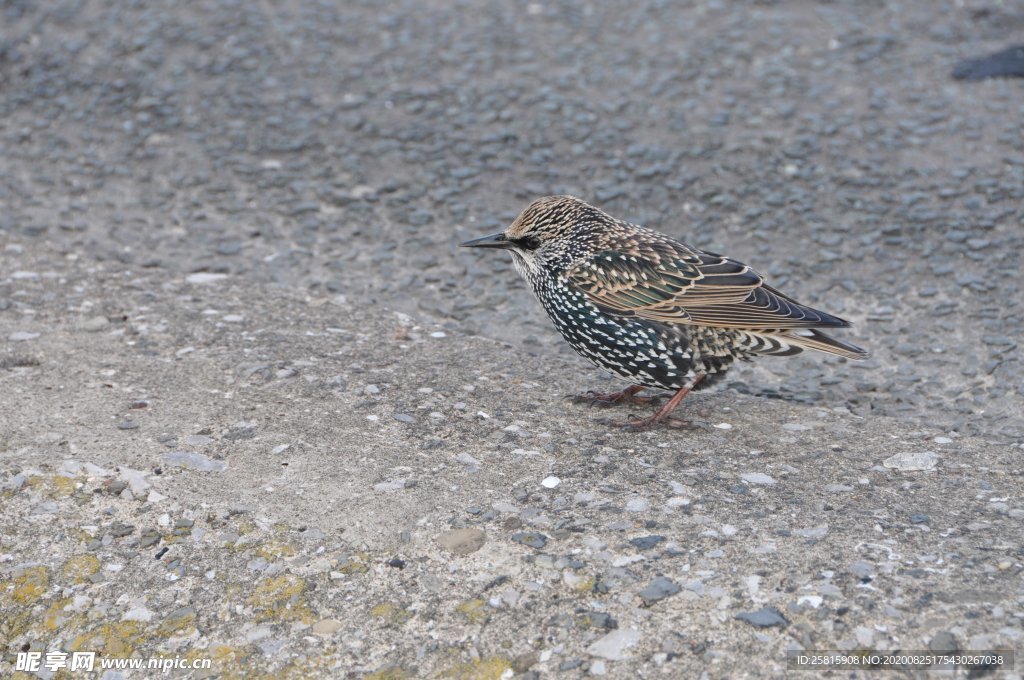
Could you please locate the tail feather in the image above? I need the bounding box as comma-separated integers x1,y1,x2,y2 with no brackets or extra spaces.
740,328,868,360
779,328,868,360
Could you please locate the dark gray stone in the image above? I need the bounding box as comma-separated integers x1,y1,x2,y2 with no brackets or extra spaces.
511,532,548,549
638,576,681,606
735,608,789,629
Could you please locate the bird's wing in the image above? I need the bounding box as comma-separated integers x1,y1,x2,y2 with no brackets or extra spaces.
565,239,849,329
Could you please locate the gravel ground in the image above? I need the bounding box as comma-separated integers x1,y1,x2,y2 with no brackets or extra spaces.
1,0,1023,438
1,250,1022,678
2,0,1024,678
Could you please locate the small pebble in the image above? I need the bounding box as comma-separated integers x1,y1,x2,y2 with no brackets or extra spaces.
311,619,343,636
629,535,665,550
586,628,641,660
81,316,109,332
512,532,548,549
436,528,486,555
638,576,681,605
740,472,776,485
9,331,40,341
624,497,649,512
186,272,228,284
163,451,228,472
883,451,938,472
735,607,789,628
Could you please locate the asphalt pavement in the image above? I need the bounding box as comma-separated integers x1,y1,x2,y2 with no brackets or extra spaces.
2,1,1023,678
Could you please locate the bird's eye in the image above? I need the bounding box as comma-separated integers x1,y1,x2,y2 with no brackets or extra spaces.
514,235,542,251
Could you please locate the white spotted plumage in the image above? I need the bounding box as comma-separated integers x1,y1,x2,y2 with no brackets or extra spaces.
461,195,868,418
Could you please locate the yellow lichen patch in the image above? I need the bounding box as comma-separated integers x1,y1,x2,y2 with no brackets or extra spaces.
455,599,489,625
50,475,79,498
248,574,314,624
369,602,412,627
571,576,596,593
207,644,242,663
62,555,101,584
255,540,297,561
275,655,342,680
23,474,78,498
236,519,257,535
73,528,96,543
157,607,197,636
163,533,189,545
68,621,147,656
198,645,250,680
42,597,77,631
441,656,512,680
337,553,370,575
6,566,49,604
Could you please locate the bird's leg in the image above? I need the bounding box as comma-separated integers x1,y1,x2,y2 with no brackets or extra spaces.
571,384,661,407
602,374,706,430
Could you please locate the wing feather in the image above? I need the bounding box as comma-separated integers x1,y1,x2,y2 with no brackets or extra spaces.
566,235,850,330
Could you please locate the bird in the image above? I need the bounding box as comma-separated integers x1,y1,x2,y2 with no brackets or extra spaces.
460,196,868,429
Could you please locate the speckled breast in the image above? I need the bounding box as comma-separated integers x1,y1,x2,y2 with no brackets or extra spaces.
531,273,738,391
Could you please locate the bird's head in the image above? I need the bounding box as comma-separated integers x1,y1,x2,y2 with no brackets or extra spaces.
459,195,601,277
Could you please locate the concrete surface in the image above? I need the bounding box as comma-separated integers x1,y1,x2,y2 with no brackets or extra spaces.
2,1,1023,678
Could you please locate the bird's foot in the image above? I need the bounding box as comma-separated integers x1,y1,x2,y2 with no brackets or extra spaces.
599,414,696,431
570,385,661,407
595,374,706,430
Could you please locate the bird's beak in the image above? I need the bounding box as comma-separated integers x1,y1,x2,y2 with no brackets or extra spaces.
459,232,513,249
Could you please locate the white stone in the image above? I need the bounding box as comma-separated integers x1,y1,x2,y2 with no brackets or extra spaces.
373,479,407,493
118,467,152,495
455,452,481,466
122,607,154,622
625,497,649,512
883,451,938,472
83,463,110,477
541,476,561,489
586,628,641,660
793,526,829,539
741,472,776,485
186,272,228,284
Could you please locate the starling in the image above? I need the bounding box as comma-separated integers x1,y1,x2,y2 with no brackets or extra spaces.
460,196,868,429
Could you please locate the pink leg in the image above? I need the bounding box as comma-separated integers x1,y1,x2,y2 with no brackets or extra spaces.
601,374,706,430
